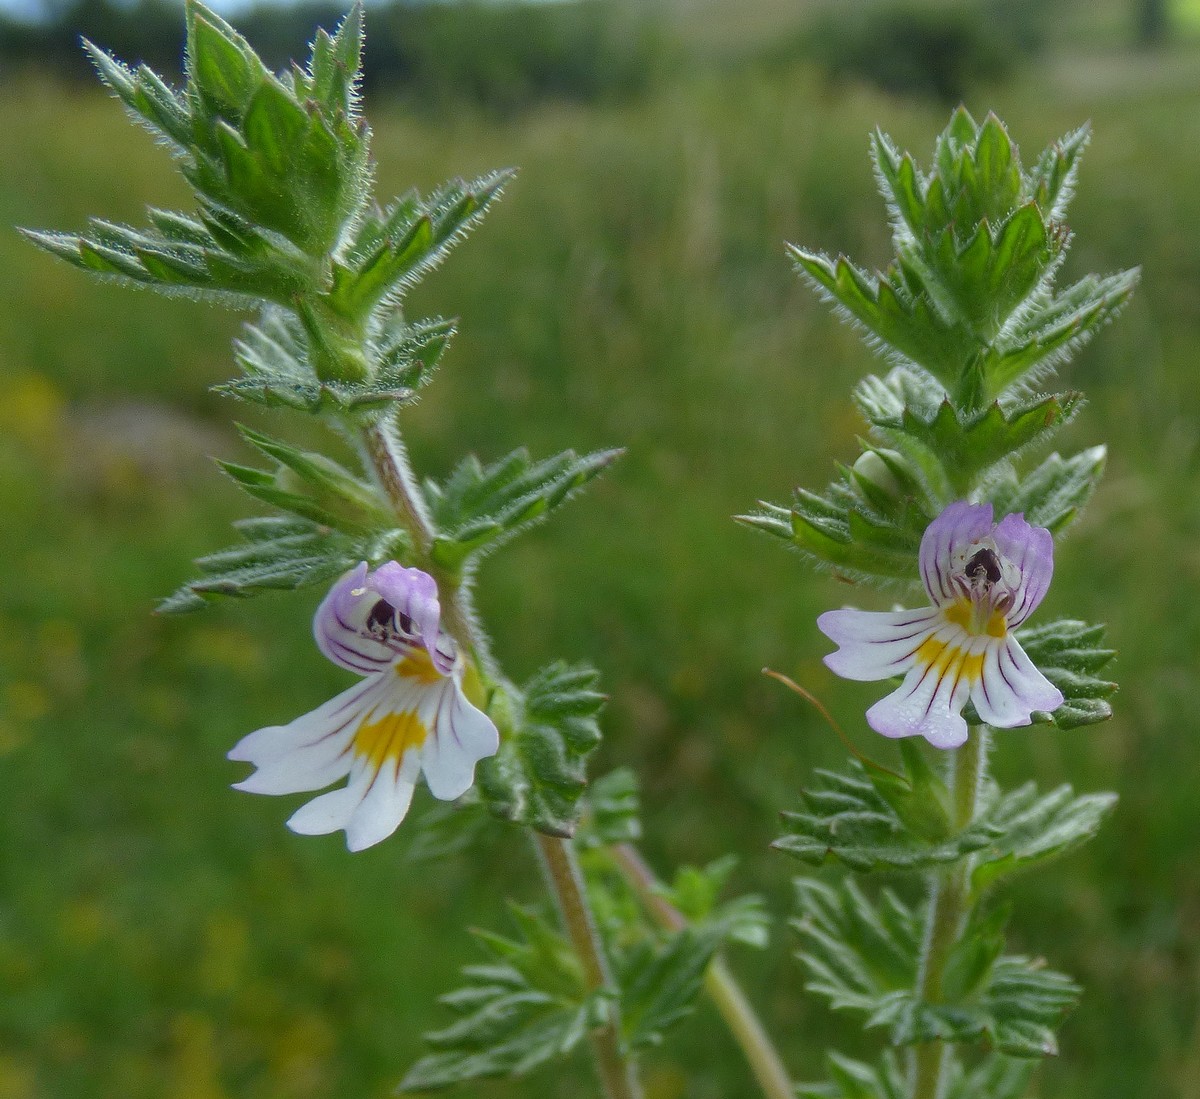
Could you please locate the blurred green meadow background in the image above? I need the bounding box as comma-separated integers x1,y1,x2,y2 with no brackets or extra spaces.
1,0,1198,1095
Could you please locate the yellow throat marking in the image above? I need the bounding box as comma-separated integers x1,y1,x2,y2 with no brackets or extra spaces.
394,649,444,684
915,636,984,684
354,708,429,769
943,599,1007,639
915,601,1006,685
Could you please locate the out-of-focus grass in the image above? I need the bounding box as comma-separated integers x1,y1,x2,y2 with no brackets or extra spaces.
1,26,1198,1099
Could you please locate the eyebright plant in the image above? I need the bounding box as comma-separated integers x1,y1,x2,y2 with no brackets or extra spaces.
25,6,790,1098
742,109,1133,1098
24,5,1135,1097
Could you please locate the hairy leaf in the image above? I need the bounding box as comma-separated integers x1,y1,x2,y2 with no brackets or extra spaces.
797,1050,906,1099
478,663,605,837
794,108,1137,404
159,515,405,612
399,906,603,1091
1015,618,1118,729
774,761,994,872
618,926,726,1051
856,367,1082,486
425,447,621,572
793,879,1080,1058
971,782,1117,893
990,446,1107,534
739,469,933,586
790,247,975,389
576,768,642,850
330,172,513,321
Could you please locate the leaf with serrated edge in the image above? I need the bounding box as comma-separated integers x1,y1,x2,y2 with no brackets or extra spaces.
477,662,605,837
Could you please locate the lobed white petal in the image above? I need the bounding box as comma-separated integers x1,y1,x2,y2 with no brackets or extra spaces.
419,680,501,801
866,647,974,749
972,635,1064,727
285,751,420,851
228,675,385,795
818,607,941,682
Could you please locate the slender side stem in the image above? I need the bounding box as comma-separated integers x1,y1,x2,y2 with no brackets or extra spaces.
363,419,436,546
909,728,989,1099
611,843,795,1099
361,418,492,669
537,834,643,1099
360,414,640,1099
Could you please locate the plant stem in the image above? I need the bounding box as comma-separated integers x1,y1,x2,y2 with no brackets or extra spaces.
909,727,988,1099
537,834,644,1099
610,843,795,1099
360,417,492,670
360,412,640,1099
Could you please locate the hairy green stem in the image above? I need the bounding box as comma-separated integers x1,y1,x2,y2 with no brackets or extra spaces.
360,416,493,671
360,413,640,1099
610,843,795,1099
909,728,989,1099
537,834,643,1099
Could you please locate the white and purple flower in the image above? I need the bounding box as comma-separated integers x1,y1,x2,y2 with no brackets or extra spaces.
228,562,499,851
818,501,1064,749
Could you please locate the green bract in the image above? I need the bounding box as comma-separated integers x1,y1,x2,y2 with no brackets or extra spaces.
740,109,1137,585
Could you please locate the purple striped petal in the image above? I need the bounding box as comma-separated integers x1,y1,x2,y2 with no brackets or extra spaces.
866,653,973,749
365,561,452,674
918,501,994,607
313,563,397,674
991,513,1054,626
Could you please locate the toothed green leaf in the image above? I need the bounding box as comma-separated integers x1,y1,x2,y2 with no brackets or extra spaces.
478,663,606,837
793,879,1080,1058
425,447,621,573
399,906,603,1092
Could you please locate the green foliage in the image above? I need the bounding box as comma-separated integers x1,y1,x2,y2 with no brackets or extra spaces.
478,663,606,838
158,515,403,612
25,1,514,392
662,856,771,950
576,768,643,850
789,108,1138,406
158,424,411,611
793,879,1080,1057
971,783,1118,893
399,905,606,1091
774,756,990,872
776,753,1115,888
737,469,934,585
225,425,391,533
1012,618,1118,729
222,307,455,412
25,1,367,303
330,173,512,323
944,1054,1038,1099
988,445,1108,535
855,366,1082,491
798,1048,1036,1099
797,1050,906,1099
424,447,622,574
616,924,726,1052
